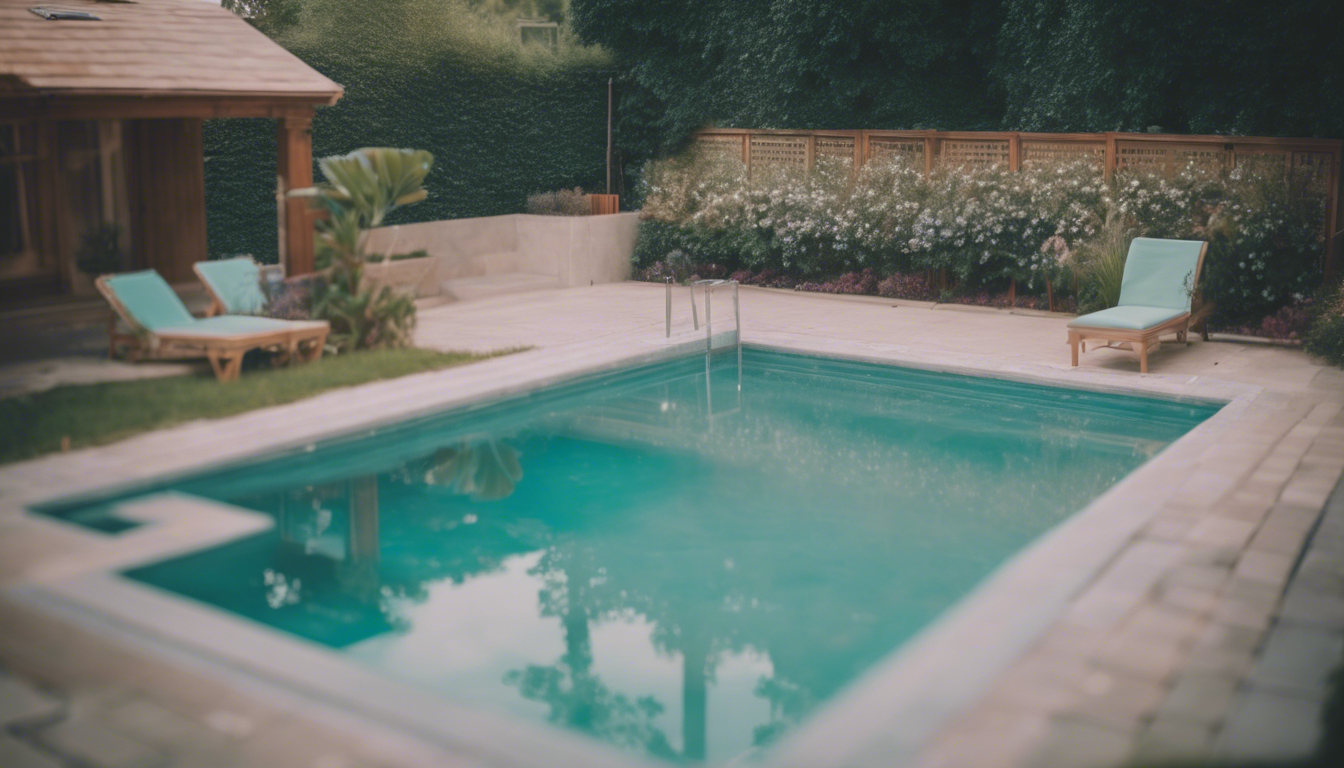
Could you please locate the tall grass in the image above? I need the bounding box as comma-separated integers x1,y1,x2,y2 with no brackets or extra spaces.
1074,210,1131,313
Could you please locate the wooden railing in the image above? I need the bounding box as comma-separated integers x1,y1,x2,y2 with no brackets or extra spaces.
693,129,1343,278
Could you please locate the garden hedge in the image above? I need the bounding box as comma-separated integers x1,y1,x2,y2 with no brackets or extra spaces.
206,1,617,261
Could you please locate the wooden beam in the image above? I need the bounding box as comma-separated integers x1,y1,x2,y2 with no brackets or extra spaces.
0,94,336,122
277,112,315,276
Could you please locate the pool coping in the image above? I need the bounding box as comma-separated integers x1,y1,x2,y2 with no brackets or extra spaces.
2,327,1273,768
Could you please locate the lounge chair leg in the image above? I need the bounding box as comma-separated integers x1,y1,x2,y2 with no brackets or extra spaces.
1139,342,1149,374
207,351,242,382
1069,332,1079,367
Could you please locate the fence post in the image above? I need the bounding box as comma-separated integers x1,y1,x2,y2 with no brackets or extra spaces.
923,134,936,176
1009,133,1021,172
744,133,752,181
1327,147,1341,282
806,134,816,174
1104,133,1118,183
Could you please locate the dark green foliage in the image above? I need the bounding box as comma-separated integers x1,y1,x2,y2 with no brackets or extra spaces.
74,223,125,276
204,0,615,262
1306,288,1344,367
572,0,1344,155
571,0,1003,157
997,0,1344,136
204,119,277,260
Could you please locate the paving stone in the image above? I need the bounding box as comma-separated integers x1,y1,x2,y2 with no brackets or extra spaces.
1163,564,1232,592
1210,597,1277,632
1067,669,1166,731
1294,549,1344,594
1234,550,1296,587
102,698,233,753
1131,719,1215,761
1093,630,1187,682
1142,515,1195,541
1247,625,1344,697
31,714,167,768
1214,691,1322,761
1123,604,1203,642
1278,587,1344,631
1154,672,1239,726
1183,623,1262,678
1280,480,1336,509
914,706,1052,768
0,673,63,726
1185,517,1258,550
1210,498,1272,523
1156,584,1220,615
1222,577,1283,608
989,652,1094,713
1024,719,1134,768
0,734,65,768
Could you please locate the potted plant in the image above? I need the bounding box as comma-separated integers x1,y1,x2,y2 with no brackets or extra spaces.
72,223,125,295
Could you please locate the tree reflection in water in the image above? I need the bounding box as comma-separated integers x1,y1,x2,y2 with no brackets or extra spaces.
505,536,676,758
122,351,1217,763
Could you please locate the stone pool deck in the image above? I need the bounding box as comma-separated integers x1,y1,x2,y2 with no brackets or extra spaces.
1,281,1342,768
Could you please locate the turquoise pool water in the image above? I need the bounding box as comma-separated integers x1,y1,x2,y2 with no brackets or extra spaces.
45,350,1219,762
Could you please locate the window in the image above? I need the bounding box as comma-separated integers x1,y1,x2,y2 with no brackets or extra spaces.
0,122,38,259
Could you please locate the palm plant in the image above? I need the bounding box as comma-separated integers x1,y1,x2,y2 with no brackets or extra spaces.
304,147,434,351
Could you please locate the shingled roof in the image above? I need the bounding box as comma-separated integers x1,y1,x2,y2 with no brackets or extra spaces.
0,0,341,102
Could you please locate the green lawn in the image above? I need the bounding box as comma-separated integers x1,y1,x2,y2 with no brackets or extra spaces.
1,347,520,464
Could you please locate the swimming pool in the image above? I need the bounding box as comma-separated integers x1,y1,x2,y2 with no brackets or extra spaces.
36,349,1219,763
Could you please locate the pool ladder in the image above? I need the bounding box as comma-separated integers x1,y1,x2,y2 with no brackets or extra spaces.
665,278,742,419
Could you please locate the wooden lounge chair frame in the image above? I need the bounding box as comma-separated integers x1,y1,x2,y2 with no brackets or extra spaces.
1068,241,1212,374
97,274,329,382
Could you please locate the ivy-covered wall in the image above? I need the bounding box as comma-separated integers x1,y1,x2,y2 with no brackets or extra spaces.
205,0,615,261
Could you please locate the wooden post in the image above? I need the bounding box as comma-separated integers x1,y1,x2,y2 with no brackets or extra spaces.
605,77,613,195
277,112,315,276
1046,279,1055,312
1326,147,1341,282
805,134,816,174
1008,278,1016,308
1104,133,1118,183
1009,133,1021,172
744,133,752,181
923,135,936,176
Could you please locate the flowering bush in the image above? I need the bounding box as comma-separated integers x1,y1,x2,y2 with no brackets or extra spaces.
634,150,1326,325
1306,284,1344,366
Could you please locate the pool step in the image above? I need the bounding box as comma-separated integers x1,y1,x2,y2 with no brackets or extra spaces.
438,272,561,303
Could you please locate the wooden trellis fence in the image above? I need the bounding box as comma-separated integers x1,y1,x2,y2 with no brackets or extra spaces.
693,129,1344,279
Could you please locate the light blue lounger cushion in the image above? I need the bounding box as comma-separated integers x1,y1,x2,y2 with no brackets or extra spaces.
102,270,196,332
1070,237,1204,331
195,257,267,315
1067,305,1186,331
1116,237,1204,312
157,315,305,337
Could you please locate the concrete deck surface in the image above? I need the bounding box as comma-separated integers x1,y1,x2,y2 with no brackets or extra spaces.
1,281,1341,768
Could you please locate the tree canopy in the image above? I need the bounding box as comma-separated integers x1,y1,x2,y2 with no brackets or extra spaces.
569,0,1343,156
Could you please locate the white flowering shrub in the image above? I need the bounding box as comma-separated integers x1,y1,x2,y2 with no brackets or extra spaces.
634,149,1324,323
1110,161,1325,323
